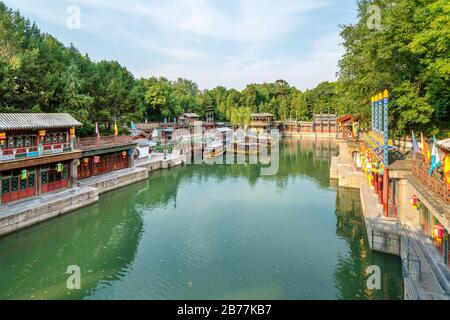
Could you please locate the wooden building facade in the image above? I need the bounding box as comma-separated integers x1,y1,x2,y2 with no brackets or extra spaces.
250,113,273,133
75,135,136,180
0,113,82,205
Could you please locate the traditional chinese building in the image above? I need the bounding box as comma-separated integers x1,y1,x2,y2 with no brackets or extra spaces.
75,135,136,180
408,138,450,268
250,113,273,133
337,115,357,139
277,114,337,137
313,114,337,133
0,113,82,205
178,113,201,128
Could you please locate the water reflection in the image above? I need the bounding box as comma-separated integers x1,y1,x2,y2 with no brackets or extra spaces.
334,187,403,300
0,139,402,300
0,182,147,299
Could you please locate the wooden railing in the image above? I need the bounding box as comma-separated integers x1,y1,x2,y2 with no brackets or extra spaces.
0,143,74,161
413,160,450,204
76,135,134,151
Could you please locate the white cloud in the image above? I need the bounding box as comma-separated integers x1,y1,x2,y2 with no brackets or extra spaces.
137,31,344,90
3,0,344,90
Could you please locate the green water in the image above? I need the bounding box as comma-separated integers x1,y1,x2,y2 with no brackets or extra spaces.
0,139,403,300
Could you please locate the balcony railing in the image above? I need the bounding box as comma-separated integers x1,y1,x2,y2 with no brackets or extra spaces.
413,160,450,204
0,143,74,162
75,135,134,151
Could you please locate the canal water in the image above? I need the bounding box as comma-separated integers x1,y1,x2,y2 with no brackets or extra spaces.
0,139,403,299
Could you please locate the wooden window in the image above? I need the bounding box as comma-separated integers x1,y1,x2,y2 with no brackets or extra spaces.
7,136,14,148
41,171,48,184
24,136,32,147
1,178,10,194
16,136,24,148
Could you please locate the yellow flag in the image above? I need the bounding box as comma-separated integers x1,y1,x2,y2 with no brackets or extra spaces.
445,153,450,185
421,133,430,162
114,122,118,136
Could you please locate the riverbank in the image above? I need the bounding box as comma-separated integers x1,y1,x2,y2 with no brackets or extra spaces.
0,153,186,237
331,140,450,300
0,139,403,300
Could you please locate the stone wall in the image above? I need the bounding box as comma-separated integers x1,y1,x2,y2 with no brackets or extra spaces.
0,187,98,237
0,154,187,238
281,132,337,139
84,167,148,195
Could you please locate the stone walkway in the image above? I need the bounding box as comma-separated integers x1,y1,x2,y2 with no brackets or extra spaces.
0,153,186,237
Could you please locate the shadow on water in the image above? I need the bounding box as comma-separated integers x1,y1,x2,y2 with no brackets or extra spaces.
0,182,147,299
334,187,403,300
0,139,402,299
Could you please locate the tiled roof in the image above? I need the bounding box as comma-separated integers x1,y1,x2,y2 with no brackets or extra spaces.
251,113,273,117
182,113,200,118
0,113,82,131
437,138,450,152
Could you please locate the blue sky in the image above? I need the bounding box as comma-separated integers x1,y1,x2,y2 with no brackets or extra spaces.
4,0,358,90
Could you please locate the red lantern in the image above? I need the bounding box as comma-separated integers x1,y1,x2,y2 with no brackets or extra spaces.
411,195,418,209
433,224,444,239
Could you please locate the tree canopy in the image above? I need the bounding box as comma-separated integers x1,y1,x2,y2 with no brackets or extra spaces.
0,0,448,137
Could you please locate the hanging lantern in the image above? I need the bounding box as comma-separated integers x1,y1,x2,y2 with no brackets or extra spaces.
56,163,63,173
69,127,76,138
20,169,28,180
122,151,127,158
0,133,5,148
411,195,418,209
39,130,46,140
433,224,444,239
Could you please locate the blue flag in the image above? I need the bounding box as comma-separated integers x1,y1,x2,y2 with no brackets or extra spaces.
429,136,441,176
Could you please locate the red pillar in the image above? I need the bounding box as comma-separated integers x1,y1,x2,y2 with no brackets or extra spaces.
374,172,378,193
383,169,389,217
378,174,383,204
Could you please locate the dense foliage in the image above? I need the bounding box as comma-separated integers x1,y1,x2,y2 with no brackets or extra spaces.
337,0,449,137
0,0,448,137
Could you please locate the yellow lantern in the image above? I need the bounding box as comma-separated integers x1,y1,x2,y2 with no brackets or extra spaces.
0,132,5,148
69,127,76,137
39,130,46,141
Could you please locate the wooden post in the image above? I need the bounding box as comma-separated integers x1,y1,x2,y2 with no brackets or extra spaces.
374,172,378,193
383,169,389,217
378,173,383,204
